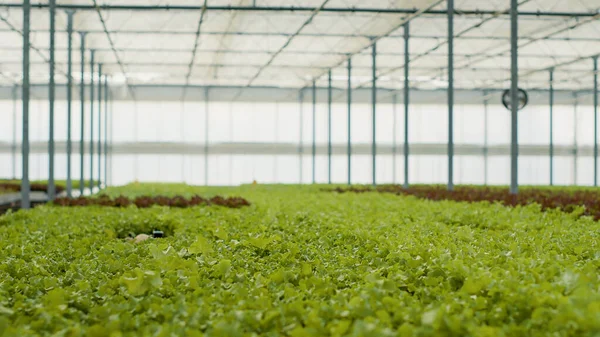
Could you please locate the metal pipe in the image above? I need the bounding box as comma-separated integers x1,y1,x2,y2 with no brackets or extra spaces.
21,0,31,209
549,69,554,186
104,77,108,188
510,0,519,194
48,0,56,200
66,10,74,197
595,57,598,186
204,87,209,186
109,89,113,186
372,43,377,187
299,89,304,184
11,85,17,179
2,3,596,17
90,0,136,101
242,0,331,90
347,58,352,185
79,32,86,196
89,50,95,191
447,0,454,192
312,80,316,184
403,23,410,190
0,37,595,50
98,68,102,189
327,69,332,184
392,93,397,184
573,92,578,186
483,90,489,185
181,0,208,100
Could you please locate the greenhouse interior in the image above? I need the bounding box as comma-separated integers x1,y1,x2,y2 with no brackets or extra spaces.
1,0,600,336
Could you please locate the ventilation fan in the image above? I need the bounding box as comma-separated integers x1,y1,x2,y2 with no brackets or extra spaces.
502,88,529,111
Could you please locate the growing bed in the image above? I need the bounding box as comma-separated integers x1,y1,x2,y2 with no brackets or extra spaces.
0,184,598,336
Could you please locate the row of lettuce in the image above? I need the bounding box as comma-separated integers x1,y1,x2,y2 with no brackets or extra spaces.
0,184,599,336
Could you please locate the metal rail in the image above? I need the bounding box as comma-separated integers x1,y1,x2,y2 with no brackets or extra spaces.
1,3,596,17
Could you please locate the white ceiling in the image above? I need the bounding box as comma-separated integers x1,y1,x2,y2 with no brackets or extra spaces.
0,0,598,93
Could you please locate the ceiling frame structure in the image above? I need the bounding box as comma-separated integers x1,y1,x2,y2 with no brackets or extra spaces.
2,0,600,203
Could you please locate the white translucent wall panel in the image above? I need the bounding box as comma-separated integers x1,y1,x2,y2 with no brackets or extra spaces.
486,105,511,145
0,154,13,178
411,156,448,184
1,98,599,187
455,156,485,184
576,106,596,146
519,105,576,145
488,156,511,185
455,105,485,145
410,105,449,143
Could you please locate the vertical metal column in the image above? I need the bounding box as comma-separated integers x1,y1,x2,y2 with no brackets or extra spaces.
299,89,304,184
204,87,209,186
327,70,332,184
447,0,454,192
510,0,519,195
109,90,113,186
79,32,86,196
573,92,578,186
483,91,489,185
11,85,17,179
312,80,316,184
66,11,74,197
403,23,410,190
98,69,102,189
372,43,377,187
594,57,598,187
89,50,95,191
392,94,397,184
48,0,56,200
549,69,554,186
104,77,108,188
21,0,31,209
347,58,352,185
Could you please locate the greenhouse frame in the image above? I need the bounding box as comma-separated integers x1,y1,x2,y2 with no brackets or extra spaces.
1,0,599,208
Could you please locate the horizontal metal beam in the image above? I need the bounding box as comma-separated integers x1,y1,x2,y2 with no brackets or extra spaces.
0,45,583,60
0,141,594,157
0,84,595,105
0,3,596,17
4,61,591,74
6,28,597,43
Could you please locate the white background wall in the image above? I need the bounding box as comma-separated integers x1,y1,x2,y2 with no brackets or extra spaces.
0,99,596,186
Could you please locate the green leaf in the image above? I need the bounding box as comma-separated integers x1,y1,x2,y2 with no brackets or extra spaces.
188,235,213,255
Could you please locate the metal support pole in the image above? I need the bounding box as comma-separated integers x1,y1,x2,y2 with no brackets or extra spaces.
312,80,316,184
447,0,454,192
48,0,56,200
327,70,332,184
299,89,304,184
392,94,397,184
89,50,95,191
104,77,108,188
347,59,352,186
66,10,74,197
109,90,113,186
11,85,17,179
204,87,209,186
403,22,410,190
79,32,86,196
573,92,578,186
594,57,598,187
549,69,554,186
372,43,377,187
510,0,519,194
98,69,102,189
483,90,489,185
21,0,31,209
